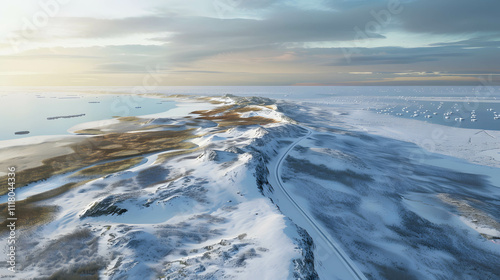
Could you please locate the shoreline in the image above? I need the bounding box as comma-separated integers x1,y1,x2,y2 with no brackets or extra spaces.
0,95,227,196
0,91,177,141
0,94,499,279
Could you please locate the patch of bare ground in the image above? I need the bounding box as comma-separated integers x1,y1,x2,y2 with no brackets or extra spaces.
0,180,90,233
192,104,275,128
75,157,144,176
0,128,196,195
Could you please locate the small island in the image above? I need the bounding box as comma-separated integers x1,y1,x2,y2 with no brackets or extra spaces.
47,113,86,120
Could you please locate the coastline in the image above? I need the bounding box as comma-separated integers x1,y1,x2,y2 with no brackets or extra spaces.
0,93,499,279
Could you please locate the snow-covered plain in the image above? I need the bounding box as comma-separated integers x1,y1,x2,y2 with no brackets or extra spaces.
276,98,500,279
1,93,499,279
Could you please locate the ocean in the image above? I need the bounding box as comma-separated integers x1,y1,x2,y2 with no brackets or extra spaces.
1,86,500,142
0,90,175,141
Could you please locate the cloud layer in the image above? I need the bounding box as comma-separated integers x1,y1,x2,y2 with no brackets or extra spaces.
1,0,499,86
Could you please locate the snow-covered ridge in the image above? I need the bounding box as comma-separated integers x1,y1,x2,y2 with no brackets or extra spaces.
0,96,319,279
1,94,499,279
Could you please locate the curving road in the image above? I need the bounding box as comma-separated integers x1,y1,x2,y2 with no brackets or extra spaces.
270,127,367,280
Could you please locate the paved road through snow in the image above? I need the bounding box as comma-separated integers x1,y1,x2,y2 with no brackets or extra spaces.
269,127,367,280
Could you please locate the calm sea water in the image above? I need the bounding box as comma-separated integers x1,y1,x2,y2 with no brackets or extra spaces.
0,92,175,141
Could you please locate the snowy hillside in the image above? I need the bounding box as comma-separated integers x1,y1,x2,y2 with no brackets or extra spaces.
1,94,499,279
0,96,318,279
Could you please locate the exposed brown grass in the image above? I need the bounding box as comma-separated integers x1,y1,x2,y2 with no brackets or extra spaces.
0,181,90,233
231,106,263,113
192,105,275,127
0,205,58,233
136,124,171,131
0,128,197,195
218,116,276,127
23,182,86,204
191,105,235,116
116,116,141,122
156,148,199,164
75,157,143,176
164,94,192,98
73,129,105,135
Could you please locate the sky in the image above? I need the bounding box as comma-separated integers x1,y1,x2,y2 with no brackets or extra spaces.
0,0,499,86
